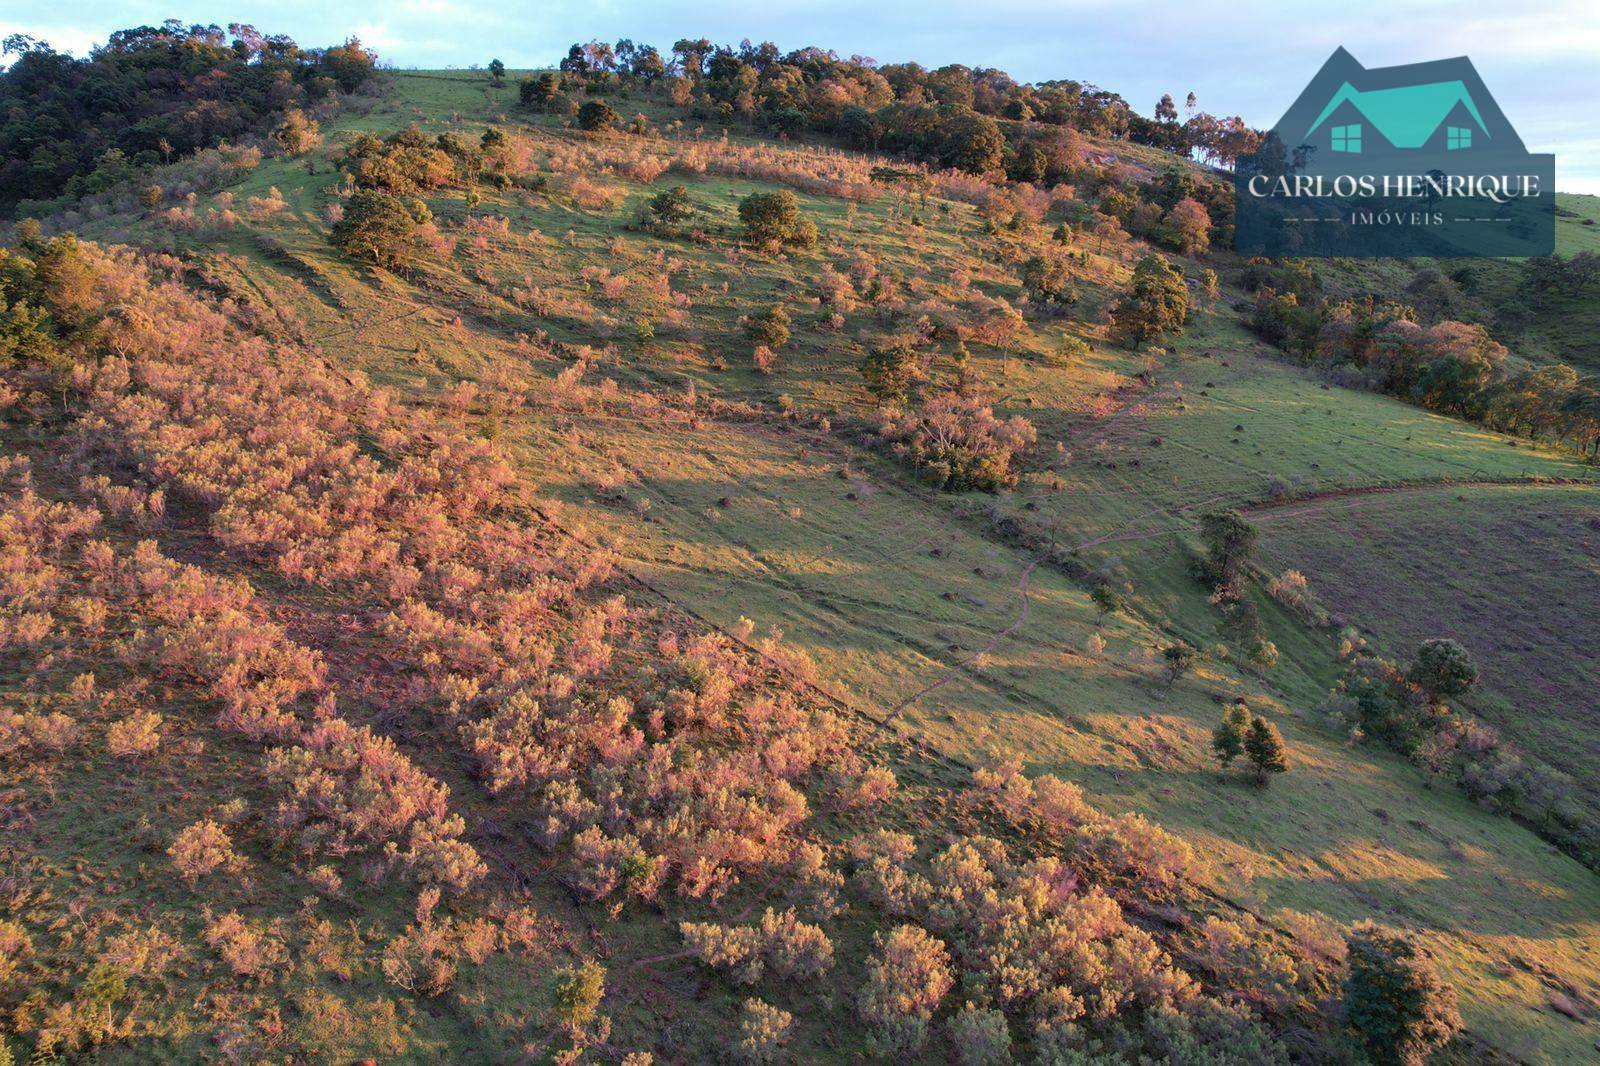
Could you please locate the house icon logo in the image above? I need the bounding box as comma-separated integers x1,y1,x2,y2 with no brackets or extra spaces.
1235,48,1554,258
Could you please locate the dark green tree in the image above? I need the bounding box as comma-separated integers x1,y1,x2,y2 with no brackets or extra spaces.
742,305,791,350
646,185,695,228
939,110,1005,174
520,72,560,110
1343,924,1462,1065
860,339,921,405
578,98,619,132
551,960,606,1032
329,189,420,268
1409,639,1478,703
1110,255,1189,348
1211,700,1251,771
487,58,505,86
738,190,817,248
1199,509,1259,586
1021,254,1077,306
1090,585,1122,626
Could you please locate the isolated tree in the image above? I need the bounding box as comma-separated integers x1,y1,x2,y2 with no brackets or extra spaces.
1211,700,1251,771
743,305,791,350
330,189,418,268
487,58,505,86
1199,508,1259,586
647,185,695,227
1343,924,1462,1065
860,338,921,405
738,190,818,247
1110,254,1189,348
1409,639,1478,703
578,98,619,132
1162,642,1196,687
1244,717,1289,785
1155,93,1179,124
1090,585,1122,626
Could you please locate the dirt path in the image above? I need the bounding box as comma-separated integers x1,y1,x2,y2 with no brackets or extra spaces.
1238,474,1595,521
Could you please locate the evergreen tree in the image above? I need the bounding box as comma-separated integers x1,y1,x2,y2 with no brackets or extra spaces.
1244,717,1289,785
1211,700,1251,771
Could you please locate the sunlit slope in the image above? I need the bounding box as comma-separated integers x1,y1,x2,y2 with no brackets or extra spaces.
58,67,1600,1061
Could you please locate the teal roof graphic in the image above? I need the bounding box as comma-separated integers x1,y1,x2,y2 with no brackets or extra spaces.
1306,80,1489,148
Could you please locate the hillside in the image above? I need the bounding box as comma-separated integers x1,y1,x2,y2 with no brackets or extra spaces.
2,38,1598,1066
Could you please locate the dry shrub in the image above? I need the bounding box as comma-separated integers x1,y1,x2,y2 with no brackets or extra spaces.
106,710,163,757
169,820,242,884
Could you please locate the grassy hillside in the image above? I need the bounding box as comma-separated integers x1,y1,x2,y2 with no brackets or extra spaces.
1252,483,1600,804
5,59,1599,1064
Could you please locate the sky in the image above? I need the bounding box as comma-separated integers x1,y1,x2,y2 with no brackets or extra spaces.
4,0,1599,193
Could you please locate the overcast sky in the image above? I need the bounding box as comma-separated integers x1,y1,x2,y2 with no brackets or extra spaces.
5,1,1598,193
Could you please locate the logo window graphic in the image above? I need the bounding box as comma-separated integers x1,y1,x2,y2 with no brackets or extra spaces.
1235,48,1554,257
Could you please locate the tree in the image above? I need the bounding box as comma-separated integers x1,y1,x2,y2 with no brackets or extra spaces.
1020,254,1076,306
738,190,817,248
578,98,619,132
1409,639,1478,703
947,1003,1012,1065
520,73,560,110
735,998,793,1063
646,185,694,228
632,45,666,82
1163,198,1211,256
940,110,1005,175
274,108,320,155
1343,924,1462,1065
551,960,606,1033
1244,717,1289,785
330,189,419,268
1110,255,1189,348
1162,643,1196,687
1211,700,1251,771
743,305,791,349
860,339,921,405
1090,585,1122,626
1199,509,1259,587
487,58,505,86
